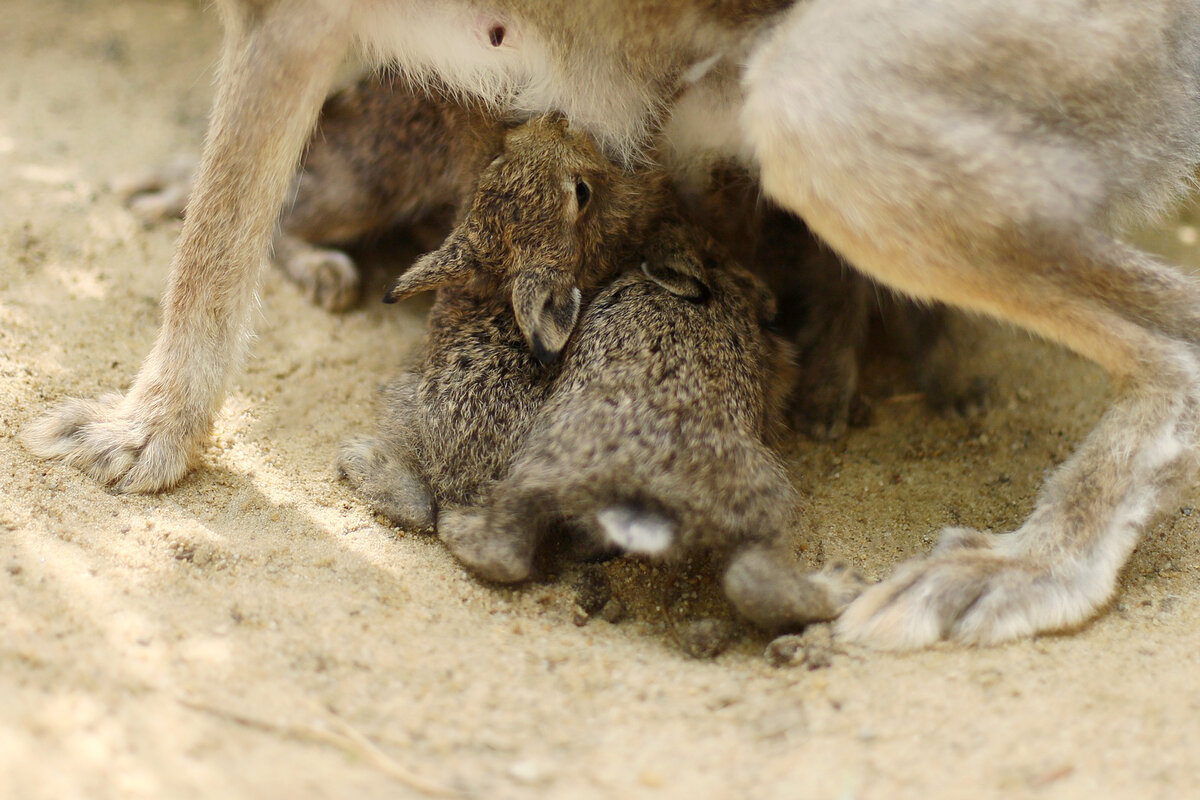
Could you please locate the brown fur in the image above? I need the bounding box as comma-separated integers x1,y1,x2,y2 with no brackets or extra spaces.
117,72,502,309
439,230,863,631
337,114,668,528
25,0,1200,648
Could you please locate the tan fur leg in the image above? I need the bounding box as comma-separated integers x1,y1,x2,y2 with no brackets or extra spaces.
23,0,353,491
743,0,1200,647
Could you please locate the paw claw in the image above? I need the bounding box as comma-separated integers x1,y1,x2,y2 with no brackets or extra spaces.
23,394,195,493
836,533,1035,650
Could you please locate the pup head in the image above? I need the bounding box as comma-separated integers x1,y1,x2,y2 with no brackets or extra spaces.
386,113,665,361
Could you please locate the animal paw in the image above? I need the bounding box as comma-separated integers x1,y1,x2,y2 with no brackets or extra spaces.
438,508,534,584
811,560,871,610
282,246,360,312
923,374,989,419
22,393,196,493
790,375,871,441
337,435,434,533
836,527,1100,649
113,156,196,223
723,548,869,633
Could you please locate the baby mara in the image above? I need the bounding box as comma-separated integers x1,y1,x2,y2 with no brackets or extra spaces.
32,0,1200,649
120,72,977,439
339,113,665,526
340,115,860,633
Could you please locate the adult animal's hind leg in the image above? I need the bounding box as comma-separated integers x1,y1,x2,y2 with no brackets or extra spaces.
742,0,1200,647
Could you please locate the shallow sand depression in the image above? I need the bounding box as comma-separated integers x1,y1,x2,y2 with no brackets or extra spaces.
2,2,1198,798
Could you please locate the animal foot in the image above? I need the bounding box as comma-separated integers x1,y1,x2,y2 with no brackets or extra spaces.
438,508,534,583
281,245,360,312
22,393,196,493
791,384,874,441
924,374,989,419
723,548,868,633
792,395,851,441
811,560,871,610
836,527,1098,649
113,156,196,223
337,435,434,533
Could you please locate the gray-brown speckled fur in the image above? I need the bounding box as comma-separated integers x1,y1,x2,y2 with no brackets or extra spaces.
29,0,1200,649
122,72,974,436
439,228,862,631
337,114,668,529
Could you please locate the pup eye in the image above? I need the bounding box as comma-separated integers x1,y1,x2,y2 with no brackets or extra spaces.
574,179,591,210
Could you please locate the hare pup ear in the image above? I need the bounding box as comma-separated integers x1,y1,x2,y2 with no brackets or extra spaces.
641,223,711,302
384,232,474,303
640,259,711,302
511,268,582,363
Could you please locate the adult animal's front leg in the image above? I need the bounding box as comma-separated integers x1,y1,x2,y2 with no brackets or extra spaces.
24,1,354,491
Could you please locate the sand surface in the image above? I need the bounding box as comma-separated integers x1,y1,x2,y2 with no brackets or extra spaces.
3,2,1199,798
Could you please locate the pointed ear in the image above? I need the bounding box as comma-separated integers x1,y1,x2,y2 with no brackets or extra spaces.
641,224,711,302
511,269,582,363
384,233,473,303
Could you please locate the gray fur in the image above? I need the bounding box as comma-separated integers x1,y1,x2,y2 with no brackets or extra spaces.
441,231,864,632
26,0,1200,648
339,114,667,523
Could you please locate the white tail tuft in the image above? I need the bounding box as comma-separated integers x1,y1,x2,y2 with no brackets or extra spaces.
597,505,675,555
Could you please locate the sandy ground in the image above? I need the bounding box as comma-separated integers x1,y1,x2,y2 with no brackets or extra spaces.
2,2,1199,798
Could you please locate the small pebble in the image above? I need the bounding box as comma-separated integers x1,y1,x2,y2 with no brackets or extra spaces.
598,597,626,624
572,565,611,615
765,624,835,669
508,759,552,786
677,618,737,659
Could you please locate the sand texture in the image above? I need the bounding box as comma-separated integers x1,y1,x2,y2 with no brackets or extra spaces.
2,2,1198,798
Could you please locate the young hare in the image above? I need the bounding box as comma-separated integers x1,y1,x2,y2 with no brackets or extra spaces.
440,226,862,632
338,113,668,529
30,0,1200,648
118,73,504,310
